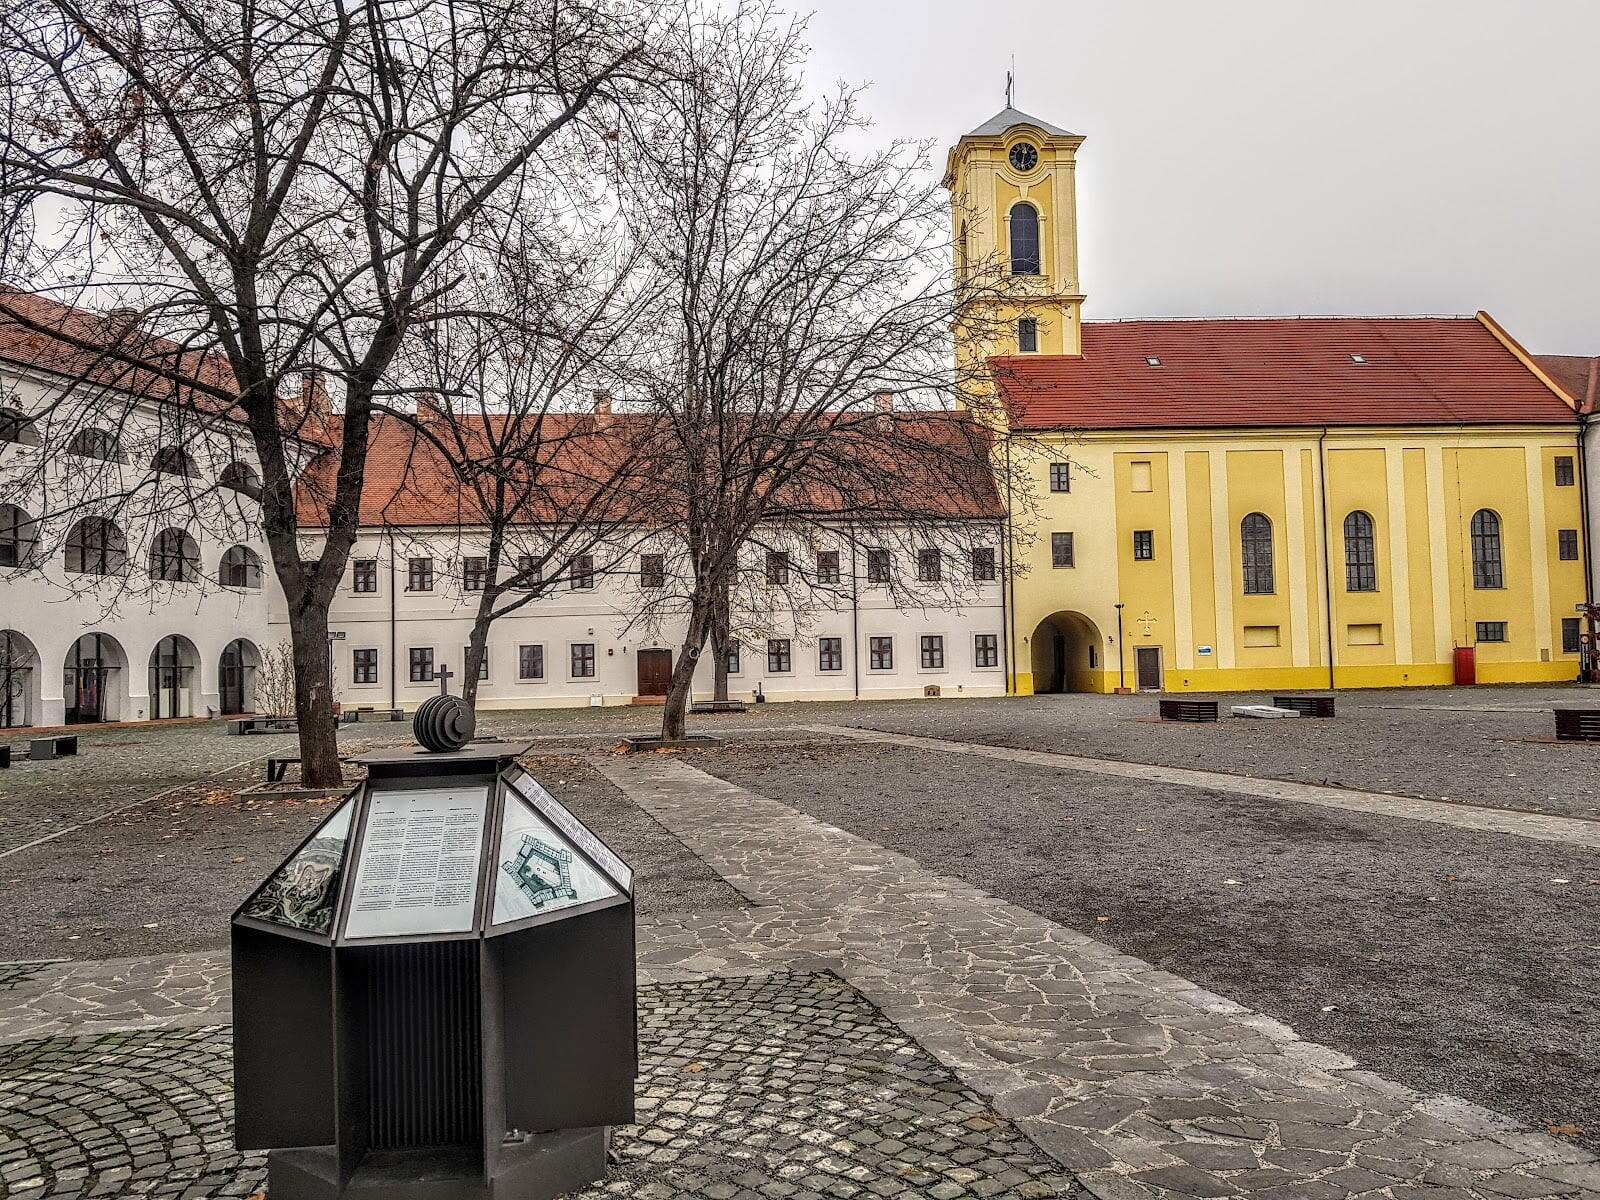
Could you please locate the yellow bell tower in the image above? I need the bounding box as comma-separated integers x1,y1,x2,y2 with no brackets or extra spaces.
945,105,1086,362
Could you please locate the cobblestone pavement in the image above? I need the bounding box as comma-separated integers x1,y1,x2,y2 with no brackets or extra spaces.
0,973,1076,1200
592,753,1600,1200
811,726,1600,848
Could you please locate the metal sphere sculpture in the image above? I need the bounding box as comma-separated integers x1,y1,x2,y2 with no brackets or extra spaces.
413,693,476,752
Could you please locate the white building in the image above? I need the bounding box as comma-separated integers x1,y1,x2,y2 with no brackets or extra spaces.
2,292,1010,727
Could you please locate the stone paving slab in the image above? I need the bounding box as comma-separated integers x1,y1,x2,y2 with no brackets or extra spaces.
810,725,1600,849
0,972,1078,1200
590,752,1600,1200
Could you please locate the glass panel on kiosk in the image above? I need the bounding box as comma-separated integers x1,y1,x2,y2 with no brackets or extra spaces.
493,790,623,925
506,770,633,893
240,801,355,935
344,785,490,939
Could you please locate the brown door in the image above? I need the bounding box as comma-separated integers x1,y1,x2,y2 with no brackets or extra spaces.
1135,646,1163,691
637,649,672,696
1452,646,1476,686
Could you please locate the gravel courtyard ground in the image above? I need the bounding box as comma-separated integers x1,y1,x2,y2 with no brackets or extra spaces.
0,752,742,961
697,738,1600,1149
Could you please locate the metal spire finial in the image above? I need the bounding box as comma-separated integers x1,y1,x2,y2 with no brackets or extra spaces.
1005,58,1015,107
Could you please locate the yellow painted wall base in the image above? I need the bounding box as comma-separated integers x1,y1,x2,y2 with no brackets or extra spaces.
1011,659,1579,695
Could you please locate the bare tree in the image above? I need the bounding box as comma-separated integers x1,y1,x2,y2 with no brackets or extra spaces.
614,0,1017,739
0,0,661,783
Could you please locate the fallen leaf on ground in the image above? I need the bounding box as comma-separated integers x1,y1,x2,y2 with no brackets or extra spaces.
231,857,247,863
681,1062,706,1072
1095,916,1110,922
1547,1122,1586,1137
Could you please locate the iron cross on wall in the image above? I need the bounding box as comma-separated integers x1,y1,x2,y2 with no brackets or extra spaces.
433,664,454,696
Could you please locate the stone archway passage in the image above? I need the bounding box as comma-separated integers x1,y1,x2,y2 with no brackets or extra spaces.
1028,610,1104,693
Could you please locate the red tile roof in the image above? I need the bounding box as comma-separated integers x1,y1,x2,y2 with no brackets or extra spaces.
992,316,1577,430
297,410,1006,529
1535,354,1600,415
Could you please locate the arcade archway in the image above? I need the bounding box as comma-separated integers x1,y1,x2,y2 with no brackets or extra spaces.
1,629,40,728
149,634,200,719
220,638,260,715
65,632,127,724
1029,610,1105,693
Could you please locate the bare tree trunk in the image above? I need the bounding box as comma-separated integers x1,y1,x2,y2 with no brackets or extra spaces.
462,583,499,709
286,602,341,788
661,601,712,740
711,578,731,702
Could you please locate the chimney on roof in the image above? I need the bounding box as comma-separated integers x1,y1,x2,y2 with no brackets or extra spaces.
105,306,143,343
415,392,448,424
872,390,893,413
300,369,329,416
593,389,614,426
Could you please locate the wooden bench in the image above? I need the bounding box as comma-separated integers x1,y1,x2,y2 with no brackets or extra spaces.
1554,708,1600,742
1158,699,1218,723
265,756,299,782
1273,694,1336,718
28,734,79,760
0,745,10,769
691,700,748,714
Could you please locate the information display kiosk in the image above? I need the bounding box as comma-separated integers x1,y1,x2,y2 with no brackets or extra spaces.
231,735,636,1200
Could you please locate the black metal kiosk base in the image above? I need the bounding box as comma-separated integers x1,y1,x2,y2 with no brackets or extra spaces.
266,1129,608,1200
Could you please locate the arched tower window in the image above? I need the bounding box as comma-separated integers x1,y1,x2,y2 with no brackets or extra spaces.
1240,513,1274,594
150,528,201,582
1471,509,1504,589
1343,511,1377,592
1008,203,1040,276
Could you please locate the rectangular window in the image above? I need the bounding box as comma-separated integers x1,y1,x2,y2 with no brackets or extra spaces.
463,646,488,681
919,635,944,669
570,643,596,677
1242,625,1280,648
518,644,544,680
570,555,595,590
869,636,894,670
353,558,378,593
640,552,666,588
462,556,488,592
767,639,791,673
1559,529,1579,561
726,642,742,675
1475,621,1507,643
765,550,790,586
917,548,942,582
352,648,378,685
1130,461,1153,492
816,550,841,584
1347,623,1383,646
1555,455,1575,487
408,646,434,682
971,546,996,581
515,554,541,592
1132,530,1154,561
867,548,891,584
1051,531,1074,568
407,557,434,592
1563,617,1582,654
1048,461,1070,493
1017,317,1038,353
818,637,843,672
974,633,999,668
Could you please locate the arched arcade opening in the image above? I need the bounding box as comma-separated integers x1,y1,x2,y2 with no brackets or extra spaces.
65,633,127,724
1,630,41,728
220,638,260,715
149,635,201,719
1029,610,1106,694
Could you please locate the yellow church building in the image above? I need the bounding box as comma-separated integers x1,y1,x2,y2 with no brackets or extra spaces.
946,107,1589,693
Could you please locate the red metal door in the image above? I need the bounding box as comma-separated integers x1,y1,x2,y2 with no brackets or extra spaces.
1452,646,1476,686
636,649,672,696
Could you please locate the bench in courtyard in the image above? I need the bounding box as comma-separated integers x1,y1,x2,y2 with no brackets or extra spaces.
28,734,79,760
1273,694,1337,718
1158,699,1218,723
1554,708,1600,742
0,745,9,768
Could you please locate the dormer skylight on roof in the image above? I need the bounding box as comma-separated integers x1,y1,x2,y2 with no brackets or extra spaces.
1350,353,1367,364
1145,356,1162,367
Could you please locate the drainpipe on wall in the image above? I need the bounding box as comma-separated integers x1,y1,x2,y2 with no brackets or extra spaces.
849,522,861,700
1316,427,1336,692
1577,368,1596,681
1002,435,1016,694
1114,602,1126,691
388,527,397,712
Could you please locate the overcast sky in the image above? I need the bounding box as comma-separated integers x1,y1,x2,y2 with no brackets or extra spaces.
795,0,1600,354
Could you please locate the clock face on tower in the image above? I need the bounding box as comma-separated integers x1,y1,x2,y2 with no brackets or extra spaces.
1008,142,1038,172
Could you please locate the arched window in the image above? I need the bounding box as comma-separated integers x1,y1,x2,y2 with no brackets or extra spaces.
0,504,38,568
1241,513,1274,594
65,517,127,575
1009,203,1040,276
218,461,261,499
69,428,123,462
220,544,262,589
0,409,39,447
151,446,196,478
1343,511,1377,592
1471,509,1504,589
149,528,200,582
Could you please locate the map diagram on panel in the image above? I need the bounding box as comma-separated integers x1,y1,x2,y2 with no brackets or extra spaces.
507,772,633,894
241,801,354,935
493,789,622,926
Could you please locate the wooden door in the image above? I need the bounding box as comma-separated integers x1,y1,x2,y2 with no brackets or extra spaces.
1135,646,1163,691
636,649,672,696
1452,646,1476,686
